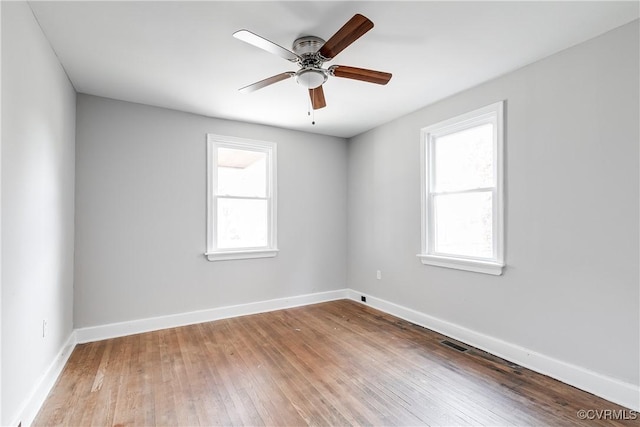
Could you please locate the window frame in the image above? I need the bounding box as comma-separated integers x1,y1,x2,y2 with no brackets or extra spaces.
205,134,278,261
418,101,505,275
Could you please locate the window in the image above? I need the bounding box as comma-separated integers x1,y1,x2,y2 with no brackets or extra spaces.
206,134,277,261
418,101,504,275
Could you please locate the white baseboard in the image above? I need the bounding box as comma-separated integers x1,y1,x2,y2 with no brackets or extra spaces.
11,331,78,427
17,287,638,427
346,289,640,412
76,288,348,344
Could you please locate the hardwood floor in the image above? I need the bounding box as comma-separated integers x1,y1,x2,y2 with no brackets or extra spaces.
34,300,636,426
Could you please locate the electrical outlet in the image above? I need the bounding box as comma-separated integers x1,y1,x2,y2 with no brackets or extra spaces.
42,319,47,338
376,270,382,280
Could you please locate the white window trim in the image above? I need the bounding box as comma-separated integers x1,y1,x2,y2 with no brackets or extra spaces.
417,101,505,275
205,134,278,262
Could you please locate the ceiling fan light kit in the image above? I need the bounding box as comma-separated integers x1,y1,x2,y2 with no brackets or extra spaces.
295,68,327,89
233,13,392,113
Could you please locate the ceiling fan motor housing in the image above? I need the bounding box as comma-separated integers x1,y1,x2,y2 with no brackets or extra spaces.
292,36,325,56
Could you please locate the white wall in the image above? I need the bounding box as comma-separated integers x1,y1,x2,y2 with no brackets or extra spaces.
74,95,347,327
1,2,76,425
348,19,639,389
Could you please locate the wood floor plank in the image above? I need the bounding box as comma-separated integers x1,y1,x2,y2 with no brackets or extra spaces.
239,313,354,426
245,310,378,425
195,322,245,425
33,300,638,426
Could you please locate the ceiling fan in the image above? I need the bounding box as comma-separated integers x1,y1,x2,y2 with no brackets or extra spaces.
233,14,392,110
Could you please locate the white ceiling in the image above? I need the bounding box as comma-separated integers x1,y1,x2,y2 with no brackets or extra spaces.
28,1,639,138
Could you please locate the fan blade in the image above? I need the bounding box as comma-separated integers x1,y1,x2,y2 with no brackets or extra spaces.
309,86,327,110
233,30,300,62
318,14,374,60
330,66,392,85
239,72,294,93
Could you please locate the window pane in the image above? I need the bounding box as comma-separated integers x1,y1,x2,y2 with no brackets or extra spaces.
433,191,493,259
434,123,493,192
217,148,266,197
217,198,268,249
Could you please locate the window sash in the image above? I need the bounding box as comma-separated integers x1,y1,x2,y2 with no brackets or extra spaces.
212,196,272,252
427,188,497,261
215,145,270,198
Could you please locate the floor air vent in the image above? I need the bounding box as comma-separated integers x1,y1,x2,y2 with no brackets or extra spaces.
440,340,469,353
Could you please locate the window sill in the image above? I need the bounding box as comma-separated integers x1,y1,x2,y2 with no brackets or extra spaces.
206,249,279,262
417,254,504,276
